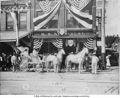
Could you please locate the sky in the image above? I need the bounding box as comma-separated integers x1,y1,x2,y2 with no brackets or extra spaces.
106,0,120,36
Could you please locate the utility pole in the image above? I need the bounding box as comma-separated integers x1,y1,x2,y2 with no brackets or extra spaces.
118,36,120,94
0,1,1,27
101,0,106,69
92,0,97,53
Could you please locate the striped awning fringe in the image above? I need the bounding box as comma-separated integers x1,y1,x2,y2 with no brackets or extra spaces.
33,39,43,49
83,38,94,49
52,39,63,49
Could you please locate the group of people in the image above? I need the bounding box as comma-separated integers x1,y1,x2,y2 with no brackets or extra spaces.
0,48,112,74
0,52,21,72
0,53,12,71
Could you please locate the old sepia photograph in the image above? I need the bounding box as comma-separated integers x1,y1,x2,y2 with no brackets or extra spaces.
0,0,120,96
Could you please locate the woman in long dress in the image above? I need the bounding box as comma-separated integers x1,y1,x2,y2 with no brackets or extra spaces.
106,54,111,68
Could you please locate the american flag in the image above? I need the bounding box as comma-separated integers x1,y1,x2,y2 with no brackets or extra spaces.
33,39,43,49
52,39,63,49
83,38,94,49
39,0,51,14
69,0,91,11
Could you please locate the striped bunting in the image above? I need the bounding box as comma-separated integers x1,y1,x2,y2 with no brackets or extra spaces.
33,39,43,49
52,39,63,49
65,3,92,28
33,0,61,31
83,38,94,49
69,0,91,11
39,0,51,14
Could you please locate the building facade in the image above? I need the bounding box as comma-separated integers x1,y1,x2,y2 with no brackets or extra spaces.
0,0,98,54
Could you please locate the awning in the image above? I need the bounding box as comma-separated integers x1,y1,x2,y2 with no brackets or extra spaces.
0,31,30,42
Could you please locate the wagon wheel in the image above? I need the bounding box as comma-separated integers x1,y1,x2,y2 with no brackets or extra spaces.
34,63,43,72
20,63,29,72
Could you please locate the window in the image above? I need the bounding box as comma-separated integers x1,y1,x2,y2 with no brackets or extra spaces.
19,12,27,30
67,12,79,28
6,13,14,31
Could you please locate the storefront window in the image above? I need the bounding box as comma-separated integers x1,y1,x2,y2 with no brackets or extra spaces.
6,13,14,31
19,12,27,30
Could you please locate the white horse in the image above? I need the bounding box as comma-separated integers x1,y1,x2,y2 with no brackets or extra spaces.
65,47,89,73
29,49,43,72
45,49,65,72
19,47,31,71
53,49,65,73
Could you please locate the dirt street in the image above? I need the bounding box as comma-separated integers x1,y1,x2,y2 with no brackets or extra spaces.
0,66,119,95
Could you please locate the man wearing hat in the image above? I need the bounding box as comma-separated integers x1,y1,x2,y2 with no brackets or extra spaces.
91,52,99,74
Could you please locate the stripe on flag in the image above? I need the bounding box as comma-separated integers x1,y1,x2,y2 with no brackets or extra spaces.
39,0,51,14
65,3,92,28
69,0,91,11
52,39,63,49
33,0,61,31
10,11,17,27
33,39,43,49
83,38,94,49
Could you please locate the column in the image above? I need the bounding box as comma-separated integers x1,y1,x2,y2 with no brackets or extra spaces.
58,0,67,35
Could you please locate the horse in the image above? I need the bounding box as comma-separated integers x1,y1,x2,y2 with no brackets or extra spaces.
19,48,31,71
28,49,44,72
45,49,65,72
65,47,89,73
53,49,65,73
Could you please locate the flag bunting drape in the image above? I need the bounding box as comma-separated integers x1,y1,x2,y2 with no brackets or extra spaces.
34,0,93,30
10,11,19,46
39,0,51,14
83,38,94,49
63,0,92,29
33,0,61,31
52,39,63,49
69,0,91,11
33,39,43,49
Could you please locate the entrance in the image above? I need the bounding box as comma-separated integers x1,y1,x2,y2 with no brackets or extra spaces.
0,42,13,55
